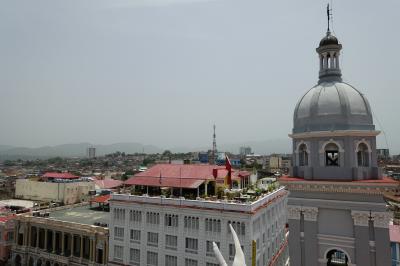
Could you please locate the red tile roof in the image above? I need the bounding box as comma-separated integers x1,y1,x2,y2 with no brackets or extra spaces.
94,179,123,189
91,194,111,204
125,164,250,189
390,224,400,243
125,177,205,189
43,172,79,179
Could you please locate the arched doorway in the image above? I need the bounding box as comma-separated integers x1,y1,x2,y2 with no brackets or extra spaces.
326,249,348,266
45,261,51,266
37,259,43,266
15,255,22,266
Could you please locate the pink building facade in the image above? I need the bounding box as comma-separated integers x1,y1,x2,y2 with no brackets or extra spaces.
0,215,15,264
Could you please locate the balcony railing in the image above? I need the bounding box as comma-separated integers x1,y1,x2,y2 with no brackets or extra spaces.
111,187,286,213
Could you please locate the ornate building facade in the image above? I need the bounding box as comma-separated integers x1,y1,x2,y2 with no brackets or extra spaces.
280,19,397,266
11,204,109,266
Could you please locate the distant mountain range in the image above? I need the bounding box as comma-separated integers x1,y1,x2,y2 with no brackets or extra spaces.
0,143,162,160
0,139,291,160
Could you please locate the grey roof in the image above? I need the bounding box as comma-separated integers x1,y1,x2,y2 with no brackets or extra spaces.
293,81,374,133
48,205,109,226
319,31,339,46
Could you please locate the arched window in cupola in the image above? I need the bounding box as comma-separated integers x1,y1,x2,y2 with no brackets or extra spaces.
325,143,339,166
357,143,370,167
299,144,309,166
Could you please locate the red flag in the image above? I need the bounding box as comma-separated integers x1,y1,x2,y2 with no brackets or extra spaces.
225,155,232,172
226,155,232,189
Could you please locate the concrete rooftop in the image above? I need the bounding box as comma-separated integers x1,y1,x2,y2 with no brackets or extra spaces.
49,205,109,226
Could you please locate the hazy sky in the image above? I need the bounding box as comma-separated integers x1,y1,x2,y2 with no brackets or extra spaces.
1,0,399,152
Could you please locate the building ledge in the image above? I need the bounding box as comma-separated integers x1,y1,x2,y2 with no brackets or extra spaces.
111,187,287,214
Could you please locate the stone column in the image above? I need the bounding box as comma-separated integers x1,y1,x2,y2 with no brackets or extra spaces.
352,211,371,266
287,206,302,266
71,234,75,257
104,240,108,265
323,53,328,69
319,54,323,70
88,239,92,261
372,212,392,266
93,238,97,262
44,229,48,250
303,207,318,266
52,231,56,253
329,52,335,68
36,227,39,248
61,232,65,255
80,235,84,259
335,52,340,69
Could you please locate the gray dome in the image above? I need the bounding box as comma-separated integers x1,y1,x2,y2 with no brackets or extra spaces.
293,81,374,133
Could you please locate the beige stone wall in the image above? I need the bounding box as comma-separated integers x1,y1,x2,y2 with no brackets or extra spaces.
15,180,94,204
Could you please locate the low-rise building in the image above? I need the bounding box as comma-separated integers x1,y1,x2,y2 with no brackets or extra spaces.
15,177,94,205
11,203,109,266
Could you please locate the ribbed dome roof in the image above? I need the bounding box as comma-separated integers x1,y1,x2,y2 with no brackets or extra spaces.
293,81,374,133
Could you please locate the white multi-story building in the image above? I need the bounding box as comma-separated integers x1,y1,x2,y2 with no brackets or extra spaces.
108,164,289,266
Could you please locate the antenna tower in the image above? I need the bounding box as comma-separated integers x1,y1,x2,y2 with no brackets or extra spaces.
211,124,217,164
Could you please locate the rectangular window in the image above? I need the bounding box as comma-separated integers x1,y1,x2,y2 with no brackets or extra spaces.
130,229,141,243
205,218,221,232
147,232,159,247
165,255,178,266
129,210,142,223
114,208,126,221
114,227,124,241
184,216,199,230
185,258,198,266
146,212,160,225
228,221,245,236
206,241,220,257
165,235,178,250
129,248,140,266
114,245,124,261
229,244,244,261
165,214,179,227
147,251,158,266
185,237,198,254
206,263,219,266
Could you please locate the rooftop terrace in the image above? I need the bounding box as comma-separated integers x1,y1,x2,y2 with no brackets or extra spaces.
111,186,287,214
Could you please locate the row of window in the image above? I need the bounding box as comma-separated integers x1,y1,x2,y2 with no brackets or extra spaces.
115,211,246,235
113,208,125,221
114,233,242,258
115,246,220,266
298,142,371,167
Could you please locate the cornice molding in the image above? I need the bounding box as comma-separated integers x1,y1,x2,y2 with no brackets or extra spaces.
280,180,396,195
289,130,381,139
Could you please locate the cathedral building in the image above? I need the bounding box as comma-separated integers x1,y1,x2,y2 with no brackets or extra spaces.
279,13,397,266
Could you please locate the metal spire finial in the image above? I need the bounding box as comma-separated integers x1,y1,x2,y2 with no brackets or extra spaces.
327,3,332,33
